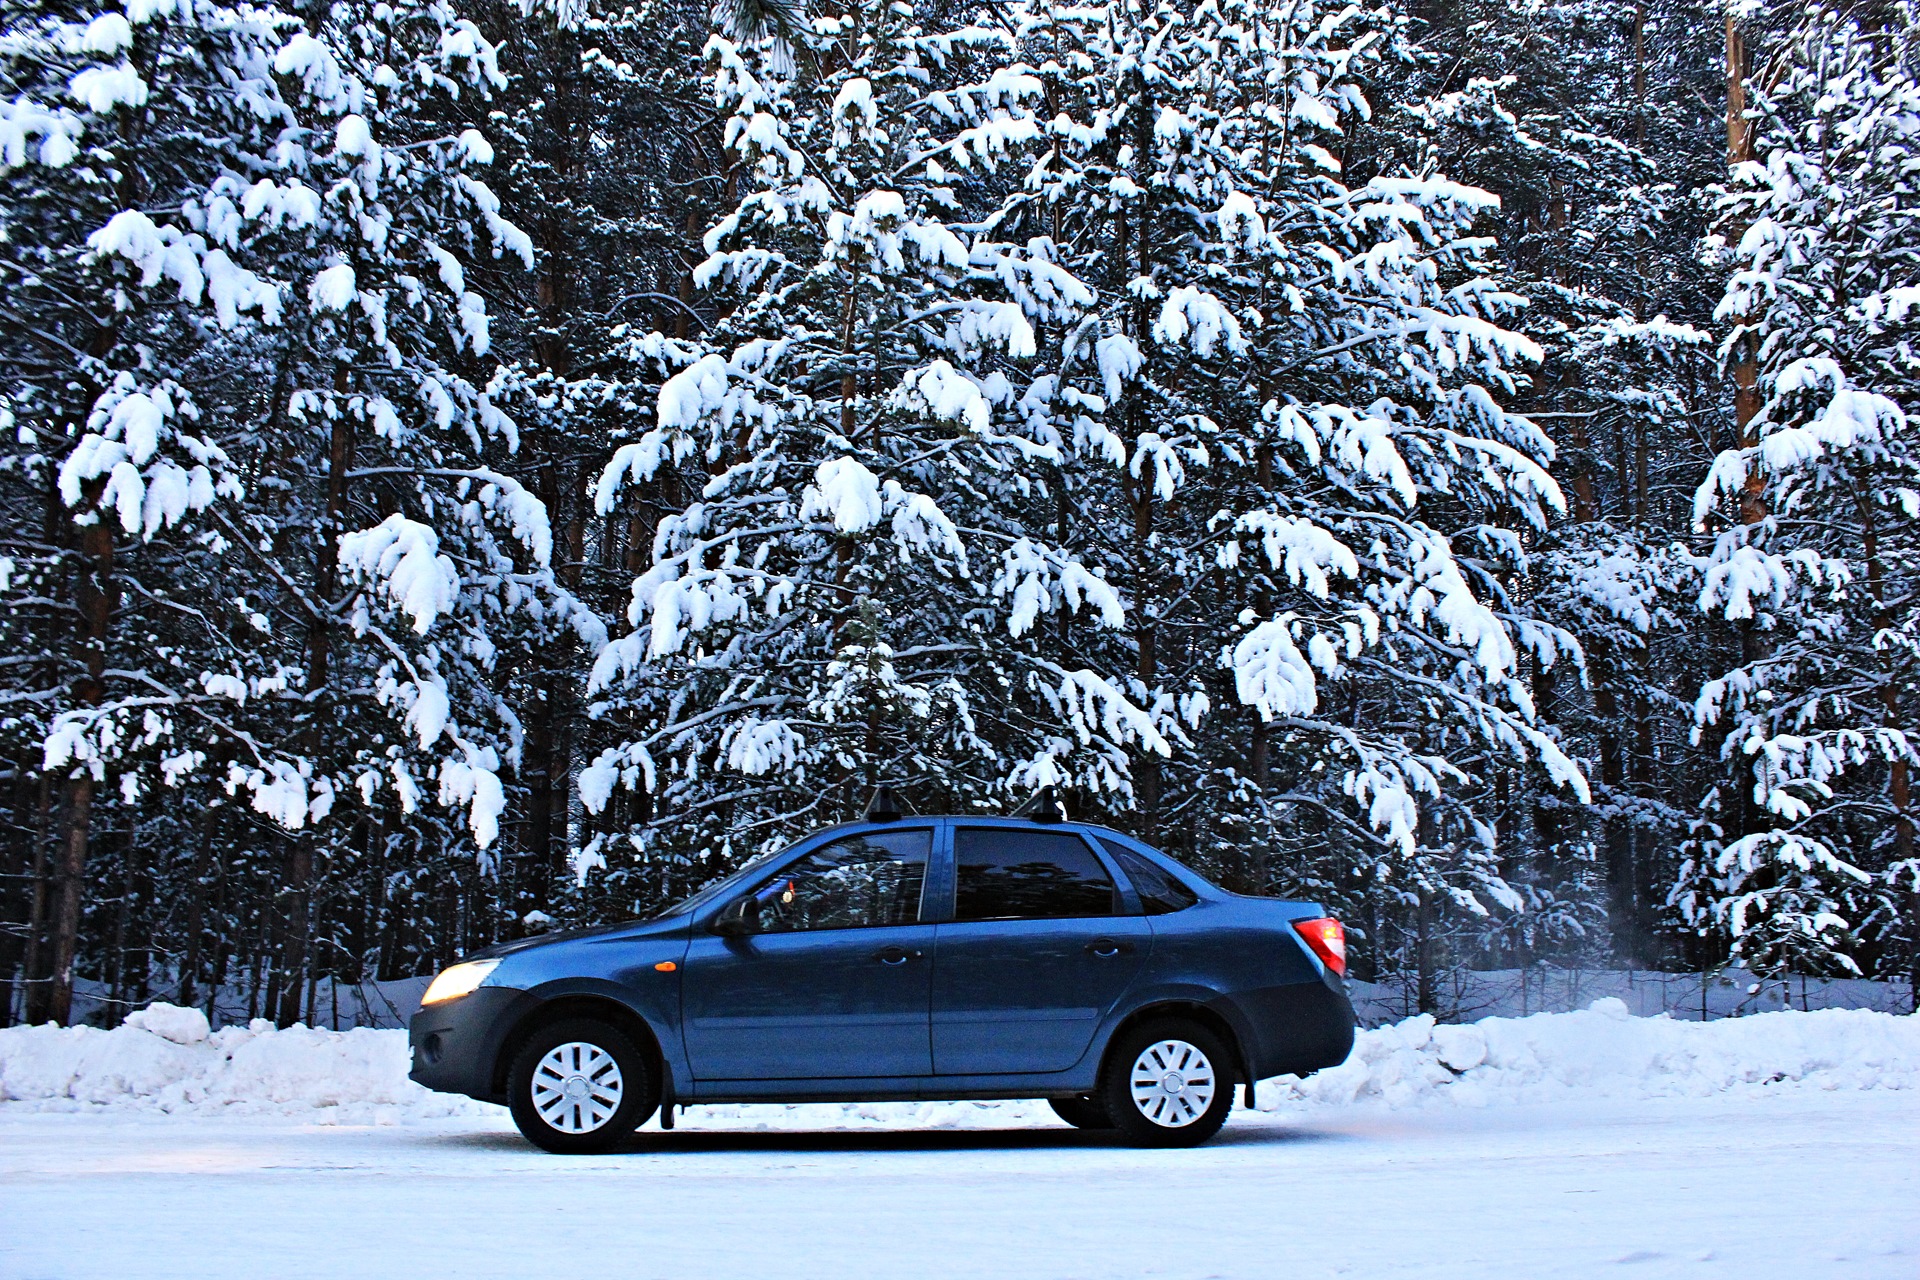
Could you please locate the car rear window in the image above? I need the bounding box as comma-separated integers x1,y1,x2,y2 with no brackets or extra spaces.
1099,840,1200,914
952,828,1119,921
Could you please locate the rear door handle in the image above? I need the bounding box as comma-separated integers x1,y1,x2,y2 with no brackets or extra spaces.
1086,937,1135,957
873,946,923,965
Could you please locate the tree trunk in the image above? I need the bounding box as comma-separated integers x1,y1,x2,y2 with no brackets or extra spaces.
1560,416,1600,523
1415,888,1438,1016
46,509,116,1026
16,775,53,1025
283,364,353,1027
1723,12,1772,872
1589,636,1640,963
1130,466,1160,840
1858,489,1916,1009
524,676,562,917
46,775,95,1026
262,839,282,1023
1631,687,1659,961
0,770,25,1025
249,905,267,1023
306,395,353,692
520,41,584,914
840,265,861,439
676,199,698,343
207,863,230,1022
176,815,213,1007
1249,442,1273,792
1125,67,1160,840
1633,0,1648,155
109,825,134,1024
275,837,312,1027
1726,14,1767,526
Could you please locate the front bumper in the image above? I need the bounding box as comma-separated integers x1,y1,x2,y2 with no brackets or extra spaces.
408,986,532,1103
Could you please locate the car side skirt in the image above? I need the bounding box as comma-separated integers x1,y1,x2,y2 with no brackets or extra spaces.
680,1079,1105,1104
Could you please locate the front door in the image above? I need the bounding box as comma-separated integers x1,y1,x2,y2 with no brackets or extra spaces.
682,827,935,1080
932,826,1151,1074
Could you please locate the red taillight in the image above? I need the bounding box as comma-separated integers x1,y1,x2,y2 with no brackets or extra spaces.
1293,917,1346,976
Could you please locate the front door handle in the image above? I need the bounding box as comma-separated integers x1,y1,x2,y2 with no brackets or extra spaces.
1086,937,1135,957
873,946,923,965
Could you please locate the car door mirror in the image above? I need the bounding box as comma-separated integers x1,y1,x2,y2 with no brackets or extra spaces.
710,895,759,938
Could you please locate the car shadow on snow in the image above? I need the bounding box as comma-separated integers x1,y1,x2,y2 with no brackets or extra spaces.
427,1123,1337,1156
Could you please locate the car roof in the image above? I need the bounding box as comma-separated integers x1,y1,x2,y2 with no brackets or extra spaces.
818,814,1126,835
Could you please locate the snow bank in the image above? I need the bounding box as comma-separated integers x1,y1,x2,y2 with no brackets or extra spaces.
1265,998,1920,1111
1,999,1912,1124
0,1006,482,1123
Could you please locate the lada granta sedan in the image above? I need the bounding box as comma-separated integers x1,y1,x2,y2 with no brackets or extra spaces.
409,803,1356,1153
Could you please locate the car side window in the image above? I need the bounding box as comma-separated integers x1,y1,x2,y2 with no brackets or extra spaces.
1099,840,1200,915
751,829,931,933
952,828,1119,921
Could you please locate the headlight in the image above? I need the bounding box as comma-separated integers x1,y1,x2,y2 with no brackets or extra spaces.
422,959,500,1006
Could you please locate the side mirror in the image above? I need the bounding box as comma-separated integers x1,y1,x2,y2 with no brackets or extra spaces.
710,895,758,938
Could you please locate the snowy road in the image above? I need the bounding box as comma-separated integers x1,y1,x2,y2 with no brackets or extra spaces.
3,1091,1914,1280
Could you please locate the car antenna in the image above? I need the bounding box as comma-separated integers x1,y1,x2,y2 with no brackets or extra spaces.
1011,784,1067,823
864,785,913,822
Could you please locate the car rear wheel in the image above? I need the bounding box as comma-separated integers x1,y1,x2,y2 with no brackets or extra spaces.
1047,1094,1114,1130
508,1017,656,1154
1100,1019,1234,1148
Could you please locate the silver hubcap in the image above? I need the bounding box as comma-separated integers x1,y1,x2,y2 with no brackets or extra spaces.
531,1041,624,1134
1129,1038,1216,1128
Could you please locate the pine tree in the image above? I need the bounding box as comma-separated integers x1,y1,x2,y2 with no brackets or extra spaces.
1,0,300,1023
2,0,574,1023
580,3,1160,897
994,0,1588,1001
468,0,713,925
1679,2,1920,984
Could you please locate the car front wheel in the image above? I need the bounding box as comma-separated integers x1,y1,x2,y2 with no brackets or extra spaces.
1100,1019,1235,1147
508,1017,656,1154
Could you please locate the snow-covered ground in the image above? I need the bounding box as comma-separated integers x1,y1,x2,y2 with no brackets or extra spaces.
2,1003,1916,1279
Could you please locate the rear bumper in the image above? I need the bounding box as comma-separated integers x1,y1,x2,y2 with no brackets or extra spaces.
1220,976,1356,1081
408,987,532,1103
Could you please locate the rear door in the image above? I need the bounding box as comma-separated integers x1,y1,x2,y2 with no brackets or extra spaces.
682,826,935,1080
930,826,1150,1074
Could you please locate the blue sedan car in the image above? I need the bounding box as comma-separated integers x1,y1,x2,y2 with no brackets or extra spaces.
409,804,1355,1152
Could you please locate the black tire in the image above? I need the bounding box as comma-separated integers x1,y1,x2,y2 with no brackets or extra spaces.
508,1017,657,1154
1047,1094,1114,1130
1099,1018,1236,1148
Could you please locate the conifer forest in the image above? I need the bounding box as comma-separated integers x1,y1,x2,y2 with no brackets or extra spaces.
1,0,1915,1028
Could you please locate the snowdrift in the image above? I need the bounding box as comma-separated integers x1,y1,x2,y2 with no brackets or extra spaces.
1261,998,1918,1111
0,1005,483,1123
1,998,1913,1123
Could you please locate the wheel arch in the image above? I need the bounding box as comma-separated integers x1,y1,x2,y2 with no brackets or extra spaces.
490,992,665,1102
1101,999,1253,1092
